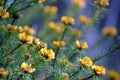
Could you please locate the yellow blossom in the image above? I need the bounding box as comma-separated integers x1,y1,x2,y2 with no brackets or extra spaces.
92,65,106,75
94,0,109,6
53,41,65,47
72,28,82,37
33,38,40,45
25,36,33,45
61,72,69,80
0,68,9,77
23,25,29,32
1,12,9,19
0,7,9,19
39,48,55,60
75,40,88,50
39,47,48,55
61,16,75,25
12,26,18,31
109,70,120,80
79,15,90,25
61,59,73,67
79,56,93,67
18,32,27,42
72,0,86,8
102,27,117,36
47,49,55,60
48,22,65,33
38,0,46,3
17,26,23,32
44,6,58,14
21,62,35,73
28,28,36,35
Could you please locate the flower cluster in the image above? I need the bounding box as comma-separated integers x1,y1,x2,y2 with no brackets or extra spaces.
0,68,9,77
108,70,120,80
80,56,106,75
23,25,36,35
7,24,23,32
92,65,106,75
94,0,109,6
61,16,75,25
0,7,9,19
18,32,40,45
75,40,88,50
102,27,117,36
79,15,90,25
21,62,35,73
48,22,65,33
39,47,55,60
72,28,82,37
44,6,58,14
38,0,46,3
53,41,65,47
79,56,93,67
72,0,86,8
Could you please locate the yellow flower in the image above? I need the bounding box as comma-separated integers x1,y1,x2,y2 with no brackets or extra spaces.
0,68,9,77
23,25,29,32
51,6,58,13
12,26,18,31
18,32,27,42
72,28,82,38
39,48,55,60
17,26,23,32
33,38,40,45
48,22,65,33
44,6,58,14
61,72,69,80
53,41,65,47
79,15,90,25
61,16,75,25
25,36,33,45
92,65,106,75
72,0,86,8
2,12,9,19
79,56,93,67
94,0,109,6
39,47,48,55
75,40,88,50
38,0,46,3
0,7,9,19
28,28,36,35
21,62,35,73
47,49,55,60
109,70,120,80
102,27,117,36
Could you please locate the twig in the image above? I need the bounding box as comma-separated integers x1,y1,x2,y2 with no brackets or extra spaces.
82,74,96,80
2,44,22,58
70,67,82,78
54,27,67,61
93,46,120,62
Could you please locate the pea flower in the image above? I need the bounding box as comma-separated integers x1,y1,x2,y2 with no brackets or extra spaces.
21,62,35,73
79,56,93,67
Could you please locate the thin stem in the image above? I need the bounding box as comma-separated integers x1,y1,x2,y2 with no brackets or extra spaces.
70,66,82,78
69,51,77,61
32,59,44,66
54,27,67,60
82,74,96,80
82,7,104,37
93,46,120,62
12,1,37,14
2,44,22,58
